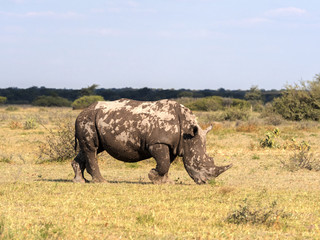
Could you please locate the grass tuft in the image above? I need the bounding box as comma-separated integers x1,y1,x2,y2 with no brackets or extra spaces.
38,222,64,239
136,213,155,226
0,216,13,239
0,154,12,164
24,117,38,130
125,162,139,169
5,106,19,112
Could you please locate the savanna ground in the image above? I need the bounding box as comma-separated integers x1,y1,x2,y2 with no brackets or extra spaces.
0,106,320,239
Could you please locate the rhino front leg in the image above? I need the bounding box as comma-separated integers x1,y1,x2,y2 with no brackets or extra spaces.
84,150,107,183
71,151,87,183
148,144,173,184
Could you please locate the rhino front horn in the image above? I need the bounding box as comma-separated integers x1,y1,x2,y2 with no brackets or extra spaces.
212,163,233,178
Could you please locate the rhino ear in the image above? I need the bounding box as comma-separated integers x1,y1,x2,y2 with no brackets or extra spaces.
192,126,198,136
183,126,198,139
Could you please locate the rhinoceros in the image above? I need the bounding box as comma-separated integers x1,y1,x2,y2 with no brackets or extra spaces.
71,99,232,184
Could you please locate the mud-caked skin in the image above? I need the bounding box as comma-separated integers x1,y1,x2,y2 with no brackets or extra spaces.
72,99,232,184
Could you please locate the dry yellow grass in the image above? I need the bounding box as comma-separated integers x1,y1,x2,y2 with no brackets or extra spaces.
1,106,320,239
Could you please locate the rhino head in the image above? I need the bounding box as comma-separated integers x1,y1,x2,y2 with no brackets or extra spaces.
181,125,232,184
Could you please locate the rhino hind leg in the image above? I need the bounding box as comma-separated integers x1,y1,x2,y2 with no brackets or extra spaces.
72,152,88,183
84,150,107,183
148,144,174,184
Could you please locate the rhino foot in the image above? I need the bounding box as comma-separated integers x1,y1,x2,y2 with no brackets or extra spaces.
91,177,107,183
148,169,174,184
73,177,87,183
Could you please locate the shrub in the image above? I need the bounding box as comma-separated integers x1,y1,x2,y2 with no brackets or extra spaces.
186,96,224,111
281,148,320,172
231,98,251,109
32,96,72,107
265,114,284,126
260,128,280,148
260,103,284,125
283,138,311,151
185,96,251,112
222,108,251,121
38,118,76,162
272,90,319,121
71,95,104,110
226,198,288,227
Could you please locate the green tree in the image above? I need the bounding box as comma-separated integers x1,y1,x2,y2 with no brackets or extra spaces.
80,84,99,96
178,91,194,98
245,86,262,102
245,86,263,111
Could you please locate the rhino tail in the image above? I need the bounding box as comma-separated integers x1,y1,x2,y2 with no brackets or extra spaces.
74,135,78,153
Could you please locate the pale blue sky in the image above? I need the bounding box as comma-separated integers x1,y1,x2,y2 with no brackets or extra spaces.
1,0,319,90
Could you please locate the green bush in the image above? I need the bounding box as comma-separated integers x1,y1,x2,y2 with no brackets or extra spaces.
71,95,104,110
222,108,251,121
0,96,7,105
231,98,251,109
272,75,320,121
272,90,319,121
185,96,250,112
32,96,71,107
186,96,224,111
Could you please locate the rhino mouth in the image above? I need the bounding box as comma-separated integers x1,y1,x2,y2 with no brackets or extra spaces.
193,177,208,185
183,166,210,184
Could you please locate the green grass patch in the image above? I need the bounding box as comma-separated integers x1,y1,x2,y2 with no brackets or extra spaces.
125,162,140,169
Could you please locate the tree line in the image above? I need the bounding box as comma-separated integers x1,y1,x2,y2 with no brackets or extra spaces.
0,86,281,105
1,73,320,122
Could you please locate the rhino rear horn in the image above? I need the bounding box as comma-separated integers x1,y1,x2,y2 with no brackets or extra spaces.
205,125,213,135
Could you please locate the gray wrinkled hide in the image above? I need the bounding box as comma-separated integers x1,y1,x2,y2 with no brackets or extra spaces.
72,99,231,184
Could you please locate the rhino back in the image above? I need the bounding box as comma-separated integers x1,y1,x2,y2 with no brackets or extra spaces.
94,99,181,161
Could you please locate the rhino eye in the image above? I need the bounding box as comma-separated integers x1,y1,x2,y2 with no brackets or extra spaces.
183,133,194,140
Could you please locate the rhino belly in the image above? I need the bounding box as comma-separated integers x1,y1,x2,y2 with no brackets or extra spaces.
98,128,151,162
104,143,151,162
